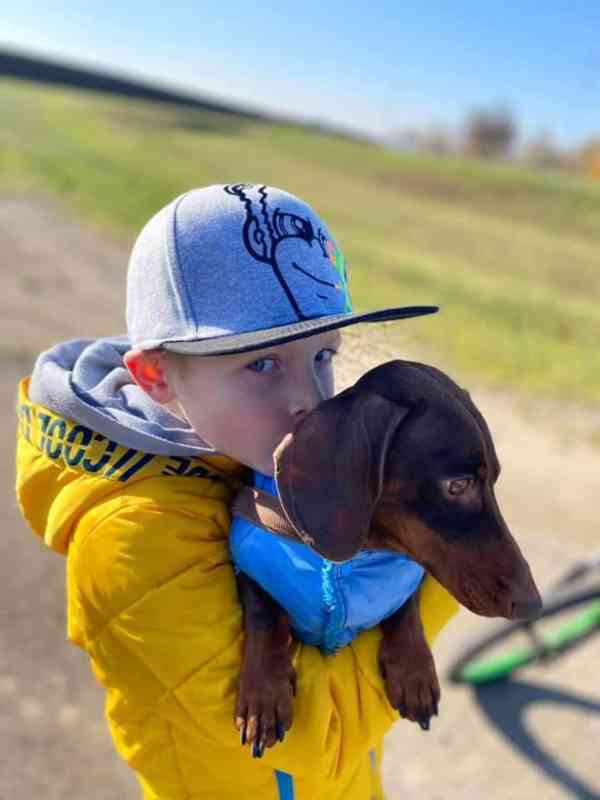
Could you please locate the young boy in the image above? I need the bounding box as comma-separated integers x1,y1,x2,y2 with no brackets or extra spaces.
15,183,458,799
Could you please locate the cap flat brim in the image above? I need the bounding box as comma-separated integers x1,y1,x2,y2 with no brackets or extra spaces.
160,306,439,356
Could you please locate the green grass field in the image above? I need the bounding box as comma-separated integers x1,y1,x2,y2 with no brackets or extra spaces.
2,77,599,408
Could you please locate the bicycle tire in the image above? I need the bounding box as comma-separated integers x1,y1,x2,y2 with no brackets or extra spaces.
447,586,600,686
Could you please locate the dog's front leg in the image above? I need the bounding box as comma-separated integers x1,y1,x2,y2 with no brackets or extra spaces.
234,571,296,757
378,594,440,731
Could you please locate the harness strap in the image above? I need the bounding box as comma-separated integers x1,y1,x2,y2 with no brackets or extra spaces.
231,485,301,543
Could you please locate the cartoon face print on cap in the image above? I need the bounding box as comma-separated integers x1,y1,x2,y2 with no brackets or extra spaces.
224,184,352,319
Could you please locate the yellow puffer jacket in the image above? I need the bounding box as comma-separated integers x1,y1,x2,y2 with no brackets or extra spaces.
15,376,459,799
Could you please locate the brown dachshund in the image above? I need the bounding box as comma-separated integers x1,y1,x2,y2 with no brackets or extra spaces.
232,359,542,756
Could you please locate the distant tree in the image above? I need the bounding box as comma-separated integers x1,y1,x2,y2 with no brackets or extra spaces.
463,105,517,159
577,137,600,180
522,130,565,171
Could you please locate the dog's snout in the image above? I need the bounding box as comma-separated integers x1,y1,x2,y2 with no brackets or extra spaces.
509,597,544,621
502,573,543,620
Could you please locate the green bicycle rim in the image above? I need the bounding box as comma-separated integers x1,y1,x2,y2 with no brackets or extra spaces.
458,600,600,685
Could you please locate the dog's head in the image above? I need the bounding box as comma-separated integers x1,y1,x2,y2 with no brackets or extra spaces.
273,359,542,621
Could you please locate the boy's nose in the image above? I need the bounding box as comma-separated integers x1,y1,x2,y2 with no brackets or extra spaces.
288,372,328,426
291,381,327,426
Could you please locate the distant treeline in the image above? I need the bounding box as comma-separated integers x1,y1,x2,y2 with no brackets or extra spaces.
0,48,270,122
0,48,369,142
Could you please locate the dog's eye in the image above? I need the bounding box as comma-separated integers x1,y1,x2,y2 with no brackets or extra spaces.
442,477,474,496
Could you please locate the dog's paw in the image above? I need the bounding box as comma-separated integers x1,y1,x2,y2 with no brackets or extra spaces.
378,640,440,731
235,653,296,757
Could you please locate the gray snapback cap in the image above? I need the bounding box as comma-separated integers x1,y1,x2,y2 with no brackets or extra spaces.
126,183,438,356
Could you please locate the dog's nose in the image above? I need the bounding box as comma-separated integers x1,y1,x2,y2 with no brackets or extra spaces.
509,597,544,621
498,559,543,621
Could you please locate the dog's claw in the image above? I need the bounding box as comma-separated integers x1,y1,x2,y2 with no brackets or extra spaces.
276,721,286,742
236,654,295,757
252,737,265,758
418,718,430,731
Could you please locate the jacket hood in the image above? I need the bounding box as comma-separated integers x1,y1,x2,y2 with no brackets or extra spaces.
28,335,217,457
16,336,251,555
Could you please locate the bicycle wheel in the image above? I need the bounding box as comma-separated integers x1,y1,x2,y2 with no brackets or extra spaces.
447,587,600,686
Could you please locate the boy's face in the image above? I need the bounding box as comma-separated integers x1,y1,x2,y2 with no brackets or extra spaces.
124,329,342,476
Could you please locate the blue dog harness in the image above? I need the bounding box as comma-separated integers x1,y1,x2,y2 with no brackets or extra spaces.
229,470,425,654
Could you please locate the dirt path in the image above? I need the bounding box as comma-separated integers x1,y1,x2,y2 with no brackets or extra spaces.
2,190,599,799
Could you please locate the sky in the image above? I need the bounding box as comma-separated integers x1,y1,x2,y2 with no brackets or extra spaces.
3,1,600,150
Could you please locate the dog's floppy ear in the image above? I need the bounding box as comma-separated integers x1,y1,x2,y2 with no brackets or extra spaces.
273,387,410,562
399,361,501,479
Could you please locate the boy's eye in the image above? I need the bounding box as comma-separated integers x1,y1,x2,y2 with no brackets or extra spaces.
315,348,336,364
247,357,277,374
246,349,337,374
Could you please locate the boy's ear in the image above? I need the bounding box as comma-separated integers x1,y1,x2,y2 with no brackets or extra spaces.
123,349,176,402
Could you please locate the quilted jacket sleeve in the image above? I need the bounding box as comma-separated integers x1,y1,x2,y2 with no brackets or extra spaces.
67,482,459,784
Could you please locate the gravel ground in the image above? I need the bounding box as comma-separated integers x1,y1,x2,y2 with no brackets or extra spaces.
2,190,598,799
